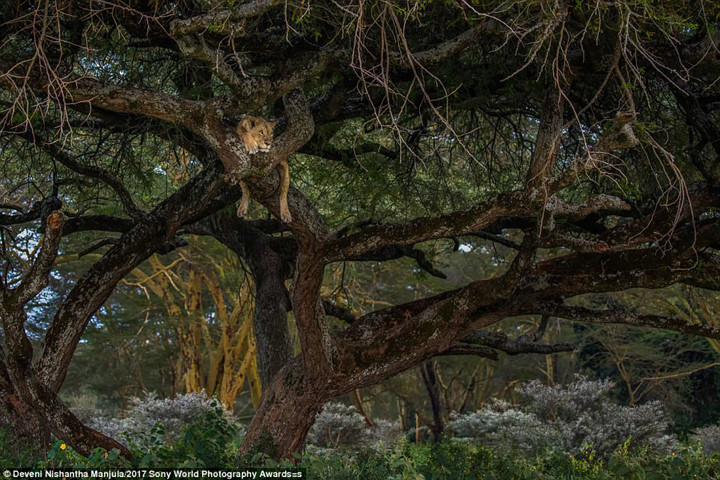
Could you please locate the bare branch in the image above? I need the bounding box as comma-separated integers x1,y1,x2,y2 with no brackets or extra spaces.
544,304,720,340
463,330,574,356
391,24,489,66
518,314,550,343
0,60,205,129
322,192,531,263
0,197,61,226
27,137,145,221
439,343,499,360
37,161,229,391
77,238,118,258
323,300,356,325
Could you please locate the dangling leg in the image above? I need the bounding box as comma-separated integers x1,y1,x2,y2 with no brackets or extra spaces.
278,160,292,223
237,180,251,217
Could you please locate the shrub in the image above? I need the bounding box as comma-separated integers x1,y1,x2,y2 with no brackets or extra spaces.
447,377,678,458
88,391,241,446
691,424,720,454
369,419,403,445
307,403,373,449
306,403,403,451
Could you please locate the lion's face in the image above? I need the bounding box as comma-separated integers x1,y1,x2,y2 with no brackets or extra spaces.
237,116,276,153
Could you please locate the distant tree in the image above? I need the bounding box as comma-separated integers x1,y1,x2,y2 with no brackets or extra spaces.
125,246,262,410
1,0,720,460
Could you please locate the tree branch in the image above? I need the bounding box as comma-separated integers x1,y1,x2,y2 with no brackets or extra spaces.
526,85,565,187
28,137,145,221
37,161,229,391
0,59,205,129
438,343,499,360
542,304,720,340
0,197,61,226
322,192,531,263
390,24,489,66
322,300,356,325
169,0,282,37
462,330,574,356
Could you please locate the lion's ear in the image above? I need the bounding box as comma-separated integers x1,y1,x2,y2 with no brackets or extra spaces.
238,117,251,131
268,121,276,129
239,117,253,131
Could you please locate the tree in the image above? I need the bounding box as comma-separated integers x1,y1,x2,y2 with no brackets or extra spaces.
125,246,262,410
1,0,720,460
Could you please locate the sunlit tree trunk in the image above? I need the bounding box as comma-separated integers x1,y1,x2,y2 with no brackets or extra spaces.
128,250,262,410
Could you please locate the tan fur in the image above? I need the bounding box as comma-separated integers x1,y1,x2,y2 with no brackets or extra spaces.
235,116,293,223
236,116,276,154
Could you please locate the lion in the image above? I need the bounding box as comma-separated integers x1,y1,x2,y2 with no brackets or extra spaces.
235,116,292,223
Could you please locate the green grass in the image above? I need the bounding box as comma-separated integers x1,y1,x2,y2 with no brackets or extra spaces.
2,426,720,479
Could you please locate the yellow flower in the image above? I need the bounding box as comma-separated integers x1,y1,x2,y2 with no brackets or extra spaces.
104,452,108,459
60,444,66,450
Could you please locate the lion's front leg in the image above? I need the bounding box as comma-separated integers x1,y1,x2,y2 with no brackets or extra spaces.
278,160,292,223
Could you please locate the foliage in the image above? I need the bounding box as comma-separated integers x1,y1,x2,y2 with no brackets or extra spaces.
86,392,241,452
691,425,720,455
5,430,720,479
447,378,677,459
306,402,402,450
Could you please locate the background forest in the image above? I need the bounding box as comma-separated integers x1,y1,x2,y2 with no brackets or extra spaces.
57,243,720,435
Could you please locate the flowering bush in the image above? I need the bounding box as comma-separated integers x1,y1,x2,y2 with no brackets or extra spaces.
447,377,677,458
307,403,372,449
691,424,720,454
85,392,241,446
306,403,402,450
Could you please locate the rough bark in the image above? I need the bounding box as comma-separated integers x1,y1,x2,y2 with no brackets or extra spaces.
191,213,295,386
238,361,329,459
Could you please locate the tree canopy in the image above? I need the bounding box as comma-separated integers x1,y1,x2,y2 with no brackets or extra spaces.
1,0,720,460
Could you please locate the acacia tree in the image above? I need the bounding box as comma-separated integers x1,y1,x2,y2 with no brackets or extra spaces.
1,0,720,459
126,249,262,410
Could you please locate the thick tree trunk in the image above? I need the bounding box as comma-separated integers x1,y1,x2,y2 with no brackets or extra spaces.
0,377,50,459
238,362,328,460
0,360,131,458
203,213,295,385
247,236,293,386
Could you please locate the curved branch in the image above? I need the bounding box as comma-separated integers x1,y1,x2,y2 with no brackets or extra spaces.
438,343,498,360
29,137,145,221
0,197,61,226
14,210,64,306
37,161,229,391
322,300,356,325
0,59,205,129
322,192,531,263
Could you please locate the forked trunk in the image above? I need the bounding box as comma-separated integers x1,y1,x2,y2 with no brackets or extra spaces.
0,368,133,459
